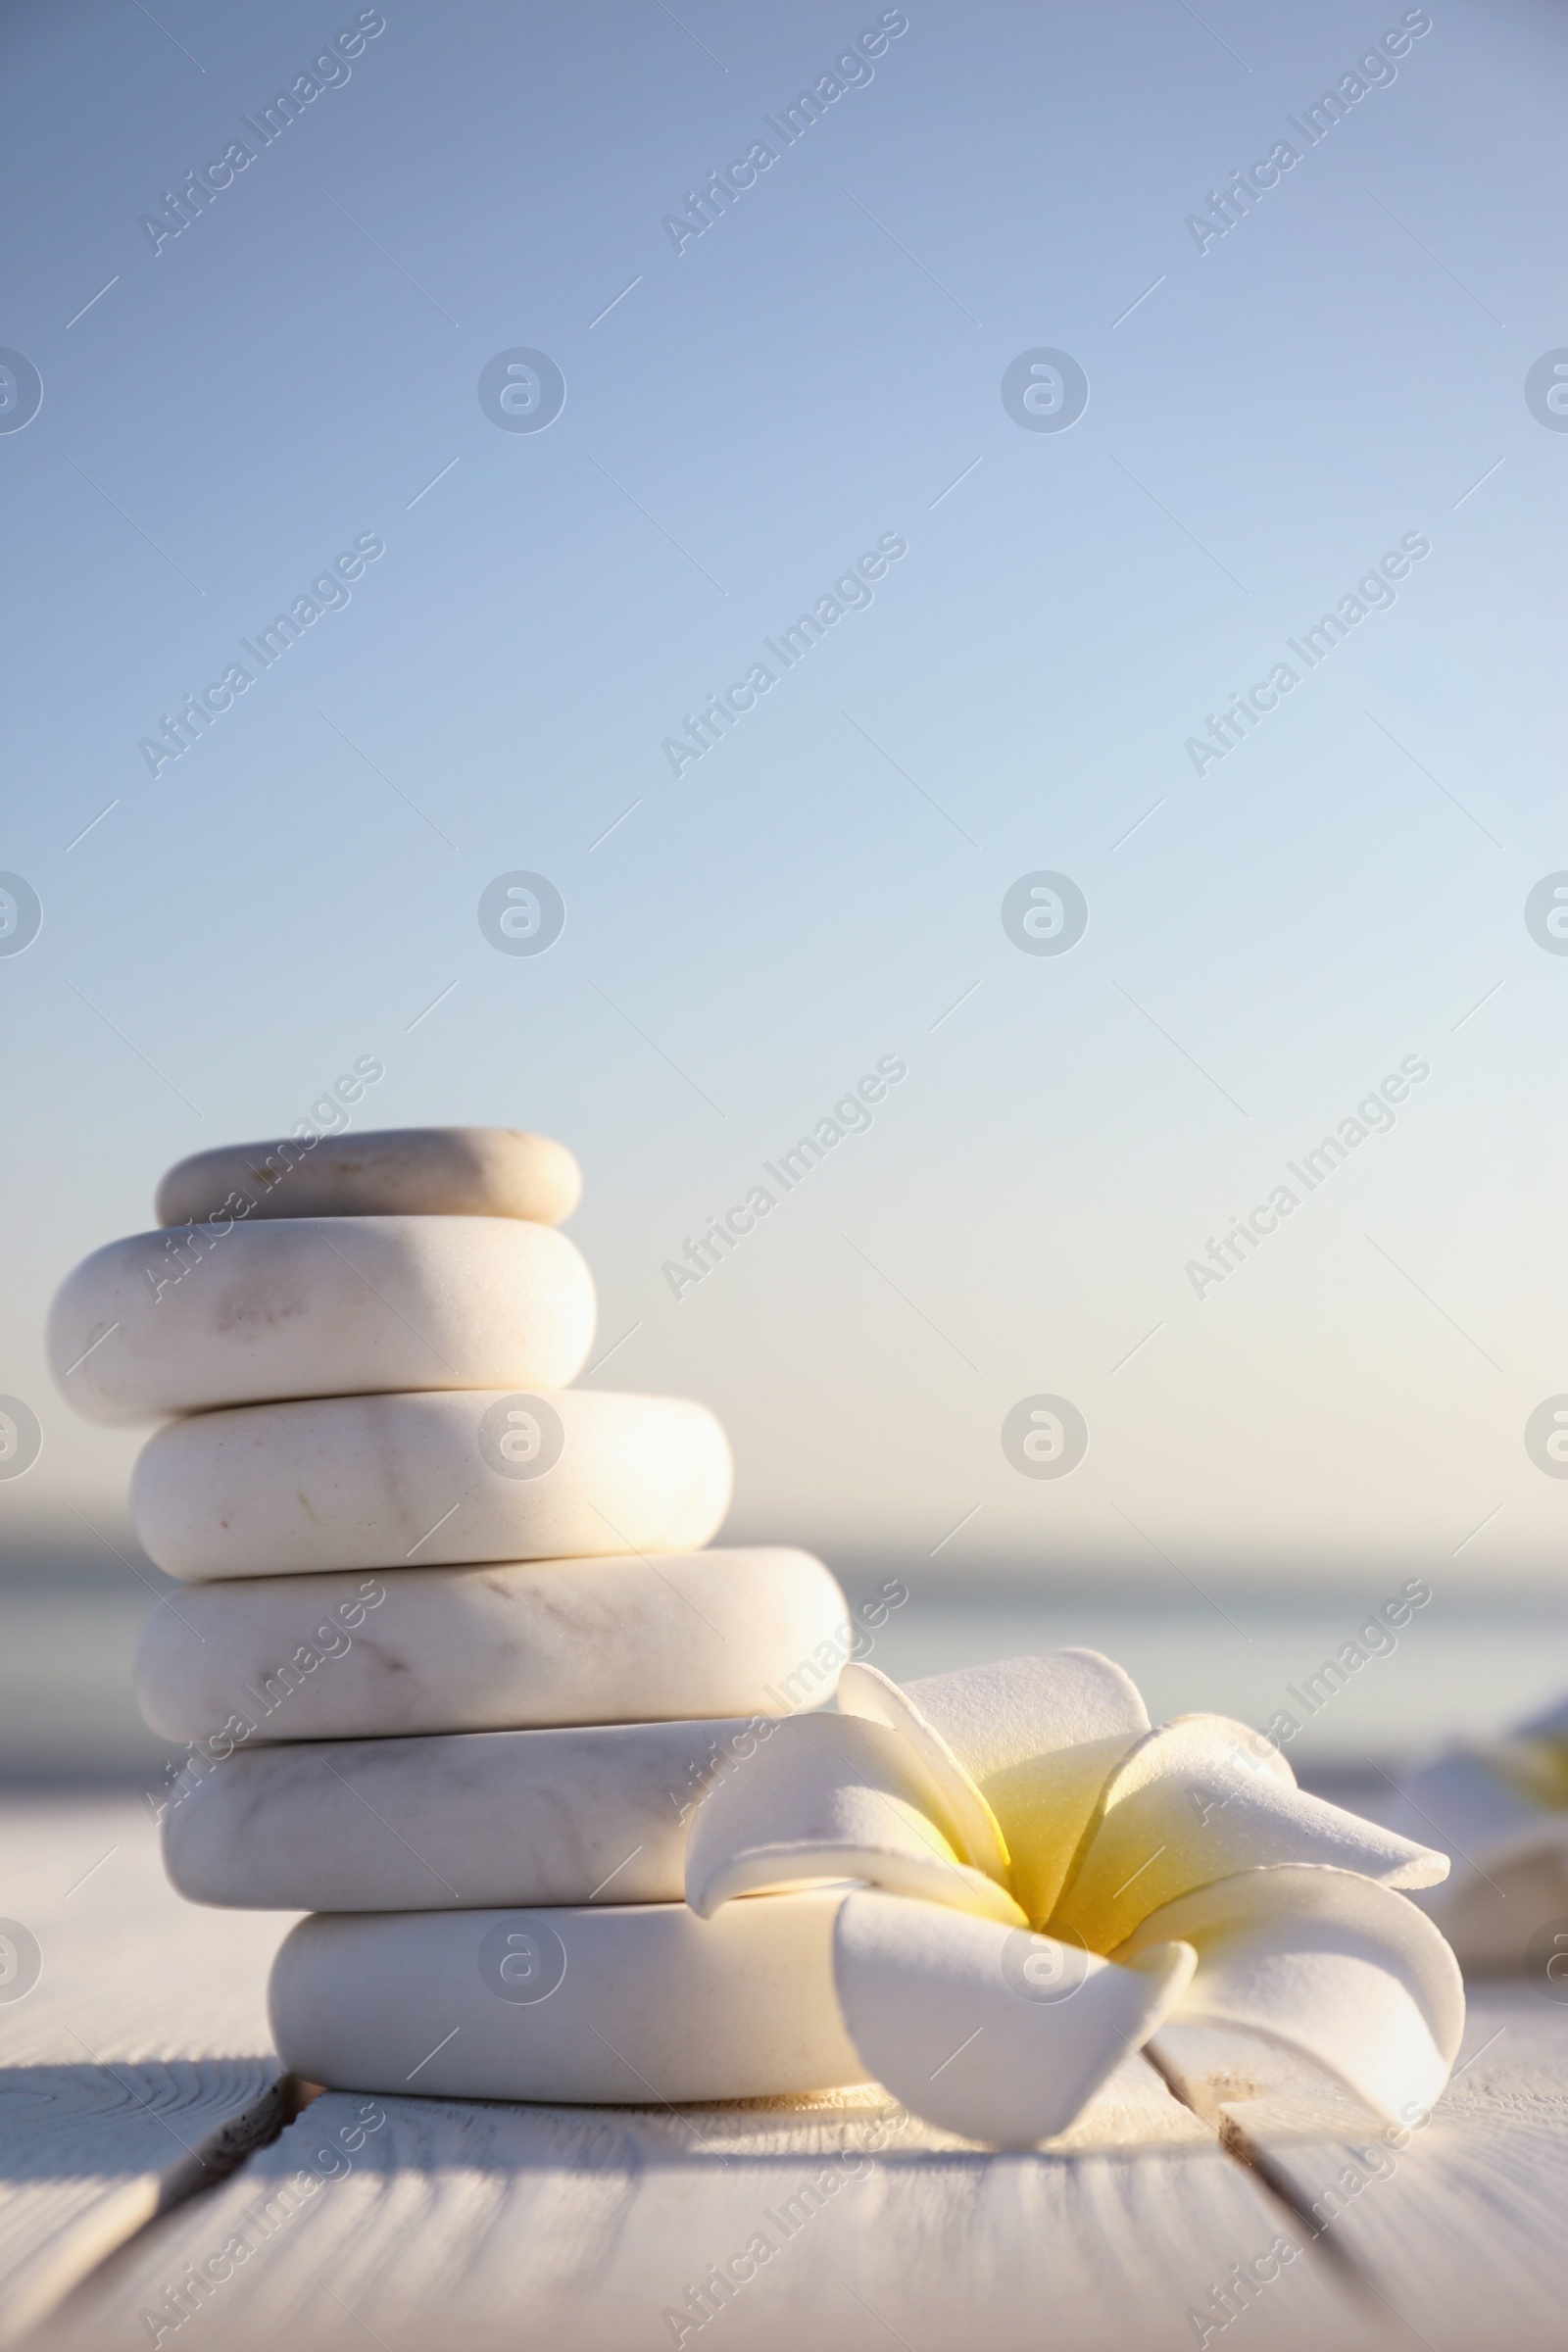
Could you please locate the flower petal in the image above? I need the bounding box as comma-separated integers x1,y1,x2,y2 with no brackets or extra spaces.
1050,1714,1448,1950
1392,1744,1568,1865
684,1711,1025,1927
1389,1746,1568,1971
1517,1687,1568,1745
1449,1733,1568,1814
1119,1864,1465,2125
832,1888,1196,2147
839,1651,1150,1923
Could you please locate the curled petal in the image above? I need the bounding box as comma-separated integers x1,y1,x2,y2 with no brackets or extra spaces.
1493,1734,1568,1804
1393,1743,1568,1863
1389,1747,1568,1971
1050,1714,1448,1951
840,1651,1149,1924
1516,1688,1568,1747
684,1712,1025,1927
832,1889,1196,2147
1446,1733,1568,1814
1119,1864,1465,2125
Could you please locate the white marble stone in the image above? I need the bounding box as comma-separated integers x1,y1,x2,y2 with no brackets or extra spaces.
269,1892,866,2103
49,1216,594,1424
156,1126,581,1227
130,1389,733,1580
165,1718,766,1910
136,1547,849,1740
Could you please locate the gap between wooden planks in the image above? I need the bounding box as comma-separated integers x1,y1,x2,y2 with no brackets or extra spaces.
0,1793,292,2343
37,1997,1568,2351
11,1796,1568,2351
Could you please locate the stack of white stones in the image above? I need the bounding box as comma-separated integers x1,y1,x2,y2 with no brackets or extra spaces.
49,1127,868,2103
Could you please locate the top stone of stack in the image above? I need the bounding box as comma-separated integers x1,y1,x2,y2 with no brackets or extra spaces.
156,1125,581,1228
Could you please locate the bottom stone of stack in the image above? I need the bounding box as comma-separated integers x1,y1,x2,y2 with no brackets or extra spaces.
270,1891,868,2104
166,1718,783,1910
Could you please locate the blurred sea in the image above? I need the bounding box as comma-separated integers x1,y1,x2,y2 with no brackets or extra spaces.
3,1540,1565,1789
851,1578,1568,1771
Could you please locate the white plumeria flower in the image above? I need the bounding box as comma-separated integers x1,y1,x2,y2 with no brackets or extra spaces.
685,1650,1464,2147
1390,1691,1568,1972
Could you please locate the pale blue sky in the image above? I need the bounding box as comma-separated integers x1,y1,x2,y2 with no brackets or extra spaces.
2,0,1564,1585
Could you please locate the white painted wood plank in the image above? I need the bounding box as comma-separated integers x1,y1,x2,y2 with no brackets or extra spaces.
0,1795,295,2339
43,1991,1568,2352
33,2064,1315,2352
1213,1990,1568,2351
0,1791,292,2062
13,1792,1568,2352
0,2059,288,2347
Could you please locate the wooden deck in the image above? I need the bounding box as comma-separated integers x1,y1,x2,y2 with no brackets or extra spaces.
5,1789,1564,2351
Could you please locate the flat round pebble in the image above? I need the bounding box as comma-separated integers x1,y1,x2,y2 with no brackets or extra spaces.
129,1388,733,1580
136,1547,849,1740
157,1126,581,1227
165,1718,772,1910
49,1216,595,1425
269,1892,865,2103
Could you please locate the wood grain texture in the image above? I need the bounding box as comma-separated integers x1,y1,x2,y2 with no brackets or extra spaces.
1224,1990,1568,2350
37,2065,1245,2352
0,1792,291,2063
14,1796,1568,2352
0,1796,292,2339
0,2059,286,2347
40,1994,1568,2352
